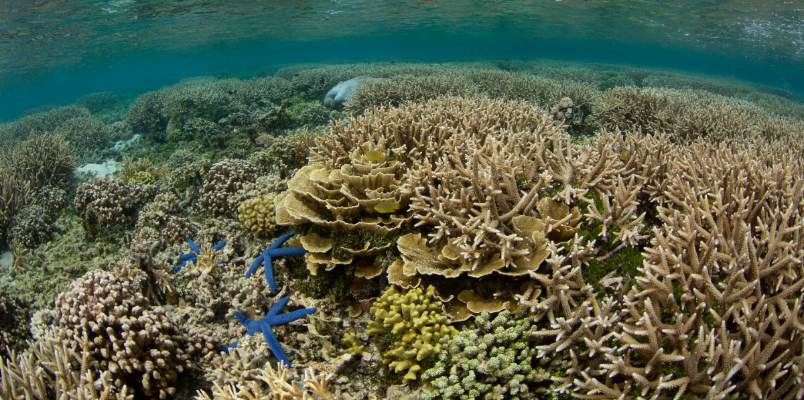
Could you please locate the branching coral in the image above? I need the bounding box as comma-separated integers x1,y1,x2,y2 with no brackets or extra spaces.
200,159,259,217
368,285,458,383
74,176,156,228
55,269,207,398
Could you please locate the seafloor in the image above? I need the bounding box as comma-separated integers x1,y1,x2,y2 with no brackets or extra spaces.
1,60,804,400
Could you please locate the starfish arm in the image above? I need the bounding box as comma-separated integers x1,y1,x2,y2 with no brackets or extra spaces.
187,238,201,253
267,307,317,326
178,253,197,261
268,247,309,257
267,297,291,317
211,240,227,251
261,323,291,366
269,232,296,250
173,261,188,272
264,255,277,291
221,340,239,352
234,311,261,331
245,254,265,278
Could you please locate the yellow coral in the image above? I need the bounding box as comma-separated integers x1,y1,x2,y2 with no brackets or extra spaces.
237,194,277,237
369,285,458,383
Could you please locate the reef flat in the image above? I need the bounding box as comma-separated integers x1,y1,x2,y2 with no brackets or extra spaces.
1,60,804,400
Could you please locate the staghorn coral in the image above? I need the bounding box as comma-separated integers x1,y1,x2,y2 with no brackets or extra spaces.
75,91,119,113
197,362,334,400
368,285,458,383
119,156,168,184
343,69,599,119
249,127,322,179
0,133,76,191
594,86,804,142
200,159,259,217
0,168,33,237
127,76,292,138
563,137,804,399
52,115,113,162
54,269,206,399
0,105,90,148
0,328,133,400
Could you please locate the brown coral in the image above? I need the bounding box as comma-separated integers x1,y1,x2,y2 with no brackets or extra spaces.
55,270,204,398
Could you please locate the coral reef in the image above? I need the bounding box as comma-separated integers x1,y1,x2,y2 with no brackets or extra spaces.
594,86,804,141
323,77,385,109
75,91,119,113
7,205,54,248
0,169,33,240
0,329,133,399
4,60,804,400
127,76,292,139
0,293,30,358
0,133,75,192
52,115,113,162
0,105,90,148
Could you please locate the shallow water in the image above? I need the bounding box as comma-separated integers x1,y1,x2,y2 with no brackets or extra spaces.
1,0,803,119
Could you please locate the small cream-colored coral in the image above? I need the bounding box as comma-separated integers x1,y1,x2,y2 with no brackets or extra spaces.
238,193,278,237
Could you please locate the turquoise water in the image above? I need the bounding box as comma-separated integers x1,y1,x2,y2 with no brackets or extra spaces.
1,0,803,120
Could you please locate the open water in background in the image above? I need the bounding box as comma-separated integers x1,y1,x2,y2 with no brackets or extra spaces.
0,0,803,120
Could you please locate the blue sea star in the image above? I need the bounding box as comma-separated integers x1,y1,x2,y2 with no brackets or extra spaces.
173,238,226,272
245,232,308,291
222,297,316,366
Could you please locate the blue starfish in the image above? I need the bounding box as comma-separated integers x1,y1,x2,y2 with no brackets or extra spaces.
245,232,308,291
173,238,226,272
222,297,316,366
